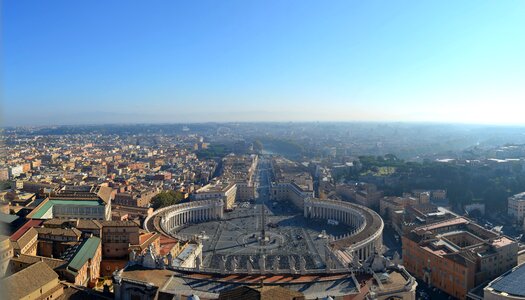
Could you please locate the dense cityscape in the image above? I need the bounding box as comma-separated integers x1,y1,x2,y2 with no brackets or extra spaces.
3,1,525,299
1,123,525,299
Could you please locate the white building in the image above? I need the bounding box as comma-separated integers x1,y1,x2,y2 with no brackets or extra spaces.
8,165,24,179
508,192,525,224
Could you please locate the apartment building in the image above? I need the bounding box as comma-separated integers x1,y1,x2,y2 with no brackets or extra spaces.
403,217,518,300
508,192,525,224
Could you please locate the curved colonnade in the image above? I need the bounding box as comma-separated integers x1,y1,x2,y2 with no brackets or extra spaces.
304,198,384,262
144,199,224,237
145,197,383,268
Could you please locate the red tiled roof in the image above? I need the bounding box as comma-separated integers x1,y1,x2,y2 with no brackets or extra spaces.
159,235,178,256
10,219,43,241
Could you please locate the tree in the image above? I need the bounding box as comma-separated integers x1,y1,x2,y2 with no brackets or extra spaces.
151,190,184,209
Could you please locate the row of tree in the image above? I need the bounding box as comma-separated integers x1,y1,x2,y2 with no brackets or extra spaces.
343,155,525,212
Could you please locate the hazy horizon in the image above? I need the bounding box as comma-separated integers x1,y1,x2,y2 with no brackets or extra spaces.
3,1,525,126
6,119,525,129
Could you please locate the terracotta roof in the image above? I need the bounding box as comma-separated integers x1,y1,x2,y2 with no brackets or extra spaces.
130,232,160,252
10,219,42,241
159,236,179,256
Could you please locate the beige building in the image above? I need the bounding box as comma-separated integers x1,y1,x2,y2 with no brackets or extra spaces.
432,189,447,201
113,262,416,300
0,261,64,300
194,181,237,210
508,192,525,224
114,189,159,207
379,196,418,220
336,182,383,208
271,181,315,209
63,236,102,287
192,154,258,210
101,220,140,259
9,254,66,275
11,227,38,256
0,235,13,278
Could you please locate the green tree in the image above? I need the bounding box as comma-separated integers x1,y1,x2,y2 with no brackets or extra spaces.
151,190,184,209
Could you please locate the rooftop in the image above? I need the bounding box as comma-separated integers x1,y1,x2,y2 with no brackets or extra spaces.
0,261,60,300
10,219,42,241
510,192,525,202
161,270,359,299
66,236,101,272
27,198,105,219
11,254,67,270
488,262,525,297
173,243,198,267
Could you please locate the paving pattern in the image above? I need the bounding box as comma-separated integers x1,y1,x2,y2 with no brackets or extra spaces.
177,200,355,271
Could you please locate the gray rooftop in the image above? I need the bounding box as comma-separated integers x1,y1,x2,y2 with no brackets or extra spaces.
489,263,525,297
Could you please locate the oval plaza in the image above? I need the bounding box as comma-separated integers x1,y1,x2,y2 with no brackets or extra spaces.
115,156,416,300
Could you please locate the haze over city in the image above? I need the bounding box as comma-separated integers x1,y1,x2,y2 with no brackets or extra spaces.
3,0,525,126
5,2,525,300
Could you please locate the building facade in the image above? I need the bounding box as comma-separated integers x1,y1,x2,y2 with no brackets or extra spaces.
0,235,13,278
63,236,102,287
508,192,525,224
0,261,64,300
403,217,518,300
27,185,113,220
101,220,140,259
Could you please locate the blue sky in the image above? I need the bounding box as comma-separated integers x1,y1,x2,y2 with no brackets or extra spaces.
2,0,525,126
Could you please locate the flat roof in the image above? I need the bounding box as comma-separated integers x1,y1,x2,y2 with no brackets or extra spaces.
510,192,525,201
29,198,104,219
418,217,469,231
489,263,525,297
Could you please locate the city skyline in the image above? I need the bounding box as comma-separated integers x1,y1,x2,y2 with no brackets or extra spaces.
3,2,525,297
3,0,525,126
